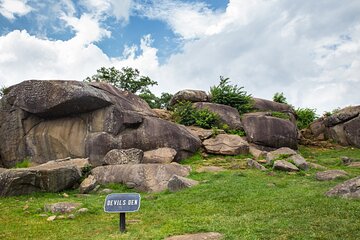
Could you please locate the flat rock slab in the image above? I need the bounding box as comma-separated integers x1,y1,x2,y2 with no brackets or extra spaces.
168,175,199,192
165,232,223,240
326,176,360,199
196,166,225,173
309,163,327,170
187,126,224,140
266,147,297,163
273,160,299,172
203,134,249,155
316,170,348,181
44,202,82,213
287,154,309,170
91,163,191,193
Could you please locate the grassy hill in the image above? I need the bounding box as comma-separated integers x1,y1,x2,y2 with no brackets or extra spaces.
1,146,360,240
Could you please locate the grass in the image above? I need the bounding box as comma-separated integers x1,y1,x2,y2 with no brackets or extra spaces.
1,146,360,239
13,157,32,168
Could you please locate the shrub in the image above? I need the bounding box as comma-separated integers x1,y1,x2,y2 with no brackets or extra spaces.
14,157,31,168
172,101,220,129
273,92,287,104
295,108,318,130
210,76,253,115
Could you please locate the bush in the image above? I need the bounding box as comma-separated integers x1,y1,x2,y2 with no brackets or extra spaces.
273,92,287,104
210,76,253,115
172,101,220,129
14,157,31,168
271,111,290,120
295,108,318,130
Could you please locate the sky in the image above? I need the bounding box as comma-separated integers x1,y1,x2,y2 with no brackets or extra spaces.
0,0,359,114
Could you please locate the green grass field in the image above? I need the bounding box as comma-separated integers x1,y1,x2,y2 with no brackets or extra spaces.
1,146,360,240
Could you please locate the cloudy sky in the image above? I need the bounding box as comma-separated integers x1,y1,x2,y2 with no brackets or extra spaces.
0,0,359,114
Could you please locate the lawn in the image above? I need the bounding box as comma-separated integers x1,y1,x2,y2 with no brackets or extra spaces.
1,146,360,240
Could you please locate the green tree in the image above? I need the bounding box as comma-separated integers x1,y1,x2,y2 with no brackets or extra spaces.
84,66,157,94
273,92,287,104
210,76,253,115
295,108,318,130
158,92,173,109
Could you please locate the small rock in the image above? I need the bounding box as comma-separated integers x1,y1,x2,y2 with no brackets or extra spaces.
316,170,348,181
266,147,297,163
62,193,69,198
326,176,360,199
23,204,29,210
57,215,66,220
99,188,113,194
348,162,360,168
47,216,56,221
79,175,97,194
91,185,100,193
165,232,223,240
75,194,91,198
341,156,352,165
77,208,89,214
39,214,48,217
273,160,299,172
68,214,75,219
168,175,199,192
309,163,327,170
44,202,82,213
247,159,267,171
287,154,309,170
249,146,267,159
196,166,225,173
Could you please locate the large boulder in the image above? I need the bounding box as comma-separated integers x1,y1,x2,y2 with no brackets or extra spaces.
193,102,242,130
143,148,177,164
0,159,84,196
91,163,191,192
169,89,209,106
252,98,294,114
242,112,298,149
325,176,360,199
203,134,249,155
0,80,201,167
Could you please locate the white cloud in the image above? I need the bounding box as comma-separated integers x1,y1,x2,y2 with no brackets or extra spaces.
0,0,32,20
80,0,132,22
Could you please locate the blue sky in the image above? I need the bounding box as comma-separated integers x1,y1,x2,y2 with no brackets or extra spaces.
0,0,360,114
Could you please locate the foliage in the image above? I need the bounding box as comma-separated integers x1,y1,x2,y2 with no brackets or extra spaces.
295,107,318,130
13,157,31,168
323,107,341,117
270,111,290,120
210,76,253,115
272,92,287,104
84,66,157,94
172,101,220,129
0,86,9,98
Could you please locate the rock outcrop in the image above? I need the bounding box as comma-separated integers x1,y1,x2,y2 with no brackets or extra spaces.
91,163,191,192
302,105,360,148
242,112,298,149
0,80,201,167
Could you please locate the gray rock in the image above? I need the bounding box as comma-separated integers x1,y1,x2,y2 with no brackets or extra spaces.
266,147,298,163
242,112,298,149
91,163,191,193
79,175,97,194
326,176,360,199
0,161,82,196
169,89,209,106
103,148,143,165
99,188,113,194
165,232,223,240
316,170,348,181
344,116,360,148
44,202,82,213
287,154,309,170
168,175,199,192
247,159,267,171
186,126,225,140
309,163,327,170
76,208,89,214
323,105,360,127
249,145,267,159
203,134,249,155
348,162,360,168
193,102,242,130
273,160,299,172
341,156,352,165
143,148,177,164
252,97,294,114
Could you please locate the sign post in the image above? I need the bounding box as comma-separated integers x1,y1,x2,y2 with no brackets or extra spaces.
104,193,141,233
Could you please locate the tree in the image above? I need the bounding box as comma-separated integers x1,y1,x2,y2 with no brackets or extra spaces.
210,76,253,115
84,66,158,94
273,92,287,104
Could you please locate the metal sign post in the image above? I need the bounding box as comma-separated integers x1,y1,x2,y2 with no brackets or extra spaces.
104,193,141,233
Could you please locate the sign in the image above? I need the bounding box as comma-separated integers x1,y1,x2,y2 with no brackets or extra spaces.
104,193,141,213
